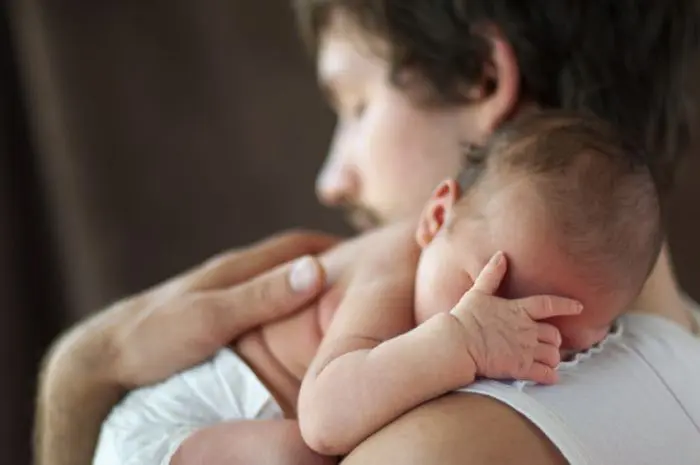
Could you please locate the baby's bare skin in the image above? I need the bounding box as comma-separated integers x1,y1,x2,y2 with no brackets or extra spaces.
172,292,342,465
297,244,581,456
234,284,342,416
171,274,345,465
173,229,405,465
175,222,582,465
174,224,421,465
231,224,416,413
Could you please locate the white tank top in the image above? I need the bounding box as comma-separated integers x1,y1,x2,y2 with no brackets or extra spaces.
459,311,700,465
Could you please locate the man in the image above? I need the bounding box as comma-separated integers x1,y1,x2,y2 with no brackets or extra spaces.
36,1,700,464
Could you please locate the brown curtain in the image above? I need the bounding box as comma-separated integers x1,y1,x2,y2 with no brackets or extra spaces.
1,1,698,464
3,1,346,463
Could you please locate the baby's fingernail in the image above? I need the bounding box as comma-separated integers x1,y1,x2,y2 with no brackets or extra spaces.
289,256,319,293
494,251,505,263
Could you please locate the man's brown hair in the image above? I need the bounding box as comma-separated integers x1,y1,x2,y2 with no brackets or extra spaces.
293,0,700,196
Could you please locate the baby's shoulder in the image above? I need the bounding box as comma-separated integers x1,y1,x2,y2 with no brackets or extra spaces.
355,221,421,279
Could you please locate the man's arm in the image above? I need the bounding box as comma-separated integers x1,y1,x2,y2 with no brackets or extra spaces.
340,392,568,465
35,318,125,465
34,231,337,465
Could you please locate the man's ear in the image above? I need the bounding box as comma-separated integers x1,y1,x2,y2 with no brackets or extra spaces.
416,180,461,248
458,28,521,144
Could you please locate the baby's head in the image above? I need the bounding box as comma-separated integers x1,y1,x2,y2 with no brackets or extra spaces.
414,111,662,350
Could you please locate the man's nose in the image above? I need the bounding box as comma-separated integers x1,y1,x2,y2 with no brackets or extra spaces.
316,161,360,207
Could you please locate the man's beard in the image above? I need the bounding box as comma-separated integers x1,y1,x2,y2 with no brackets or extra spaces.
344,205,383,231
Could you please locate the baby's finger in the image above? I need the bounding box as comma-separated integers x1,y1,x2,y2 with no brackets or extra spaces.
472,251,507,295
537,323,562,346
519,295,583,320
525,363,559,385
534,344,561,368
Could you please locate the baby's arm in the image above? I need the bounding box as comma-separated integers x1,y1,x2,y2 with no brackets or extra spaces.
298,222,478,456
171,420,335,465
298,242,582,457
93,349,270,465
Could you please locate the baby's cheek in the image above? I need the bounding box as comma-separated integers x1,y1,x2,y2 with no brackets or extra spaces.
415,259,472,323
442,272,473,310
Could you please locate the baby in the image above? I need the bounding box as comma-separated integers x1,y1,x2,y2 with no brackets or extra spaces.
93,111,661,465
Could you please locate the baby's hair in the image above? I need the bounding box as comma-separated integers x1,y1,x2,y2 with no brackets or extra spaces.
459,110,663,301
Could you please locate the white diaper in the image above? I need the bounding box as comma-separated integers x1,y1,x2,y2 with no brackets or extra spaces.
93,348,282,465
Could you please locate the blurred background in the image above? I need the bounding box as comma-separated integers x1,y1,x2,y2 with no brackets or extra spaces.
0,1,699,464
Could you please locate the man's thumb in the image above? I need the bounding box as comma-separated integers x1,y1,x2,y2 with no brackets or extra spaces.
289,256,324,294
218,256,326,337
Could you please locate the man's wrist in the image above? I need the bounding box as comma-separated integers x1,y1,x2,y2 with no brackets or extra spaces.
42,304,127,400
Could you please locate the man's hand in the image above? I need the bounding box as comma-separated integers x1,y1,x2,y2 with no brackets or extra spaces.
35,230,339,465
110,231,339,388
450,252,583,385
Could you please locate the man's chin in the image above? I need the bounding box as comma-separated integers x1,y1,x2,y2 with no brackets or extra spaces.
345,208,384,232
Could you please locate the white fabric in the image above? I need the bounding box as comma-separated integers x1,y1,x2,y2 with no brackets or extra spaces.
93,349,282,465
459,312,700,465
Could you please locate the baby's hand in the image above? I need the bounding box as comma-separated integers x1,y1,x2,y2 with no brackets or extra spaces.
450,252,583,385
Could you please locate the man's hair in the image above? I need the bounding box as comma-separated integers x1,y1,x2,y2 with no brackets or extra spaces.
293,0,700,196
459,111,663,299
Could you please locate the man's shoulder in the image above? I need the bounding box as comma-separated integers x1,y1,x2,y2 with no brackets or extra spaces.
411,393,569,465
342,392,567,465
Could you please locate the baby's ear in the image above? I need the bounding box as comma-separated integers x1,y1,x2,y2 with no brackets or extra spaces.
415,179,461,248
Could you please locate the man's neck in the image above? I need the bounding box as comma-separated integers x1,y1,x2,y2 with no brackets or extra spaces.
630,243,698,334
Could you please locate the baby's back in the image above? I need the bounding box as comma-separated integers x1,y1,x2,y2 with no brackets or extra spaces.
235,283,343,414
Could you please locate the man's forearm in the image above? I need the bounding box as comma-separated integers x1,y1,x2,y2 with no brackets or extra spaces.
35,316,124,465
298,313,476,456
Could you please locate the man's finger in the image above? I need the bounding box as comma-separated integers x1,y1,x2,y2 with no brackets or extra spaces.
519,295,583,320
472,251,507,294
186,231,339,292
207,255,326,341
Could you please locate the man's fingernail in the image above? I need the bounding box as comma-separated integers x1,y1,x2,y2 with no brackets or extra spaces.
494,251,505,263
289,256,319,293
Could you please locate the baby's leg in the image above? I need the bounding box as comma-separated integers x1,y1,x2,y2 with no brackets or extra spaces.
171,419,336,465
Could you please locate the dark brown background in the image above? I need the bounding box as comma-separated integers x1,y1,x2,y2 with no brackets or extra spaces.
1,1,698,464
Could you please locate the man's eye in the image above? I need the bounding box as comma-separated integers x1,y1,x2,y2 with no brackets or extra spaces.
463,144,487,166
